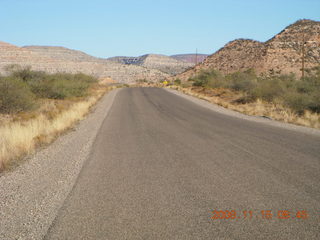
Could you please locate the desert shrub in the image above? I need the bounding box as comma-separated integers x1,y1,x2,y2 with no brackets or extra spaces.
11,66,35,82
249,78,285,102
30,74,90,99
187,66,320,114
181,82,192,88
174,79,181,85
5,65,48,83
73,73,97,84
226,69,257,91
283,67,320,113
137,79,147,83
298,69,320,92
283,92,313,115
29,73,96,99
0,76,36,113
309,91,320,113
276,74,297,88
47,79,88,99
191,70,225,88
2,67,97,101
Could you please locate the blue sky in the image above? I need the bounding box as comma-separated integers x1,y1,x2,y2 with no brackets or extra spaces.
1,0,319,58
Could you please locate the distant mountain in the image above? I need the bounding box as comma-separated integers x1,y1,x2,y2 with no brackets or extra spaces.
175,19,320,81
108,54,193,75
23,46,109,63
170,54,208,64
0,43,169,83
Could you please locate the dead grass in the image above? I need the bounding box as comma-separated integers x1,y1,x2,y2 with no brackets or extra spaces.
0,85,111,172
169,85,320,129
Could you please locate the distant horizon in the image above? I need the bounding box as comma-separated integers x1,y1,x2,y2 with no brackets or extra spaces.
9,42,211,58
1,0,319,58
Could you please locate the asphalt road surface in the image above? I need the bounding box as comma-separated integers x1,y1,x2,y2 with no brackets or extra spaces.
45,87,320,240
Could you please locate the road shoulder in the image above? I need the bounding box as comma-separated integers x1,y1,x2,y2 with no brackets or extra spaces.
165,88,320,137
0,88,120,240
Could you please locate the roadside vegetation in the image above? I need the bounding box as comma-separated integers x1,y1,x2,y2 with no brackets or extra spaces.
0,66,110,172
170,67,320,129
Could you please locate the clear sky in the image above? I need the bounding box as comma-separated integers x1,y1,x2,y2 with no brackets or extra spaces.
1,0,319,58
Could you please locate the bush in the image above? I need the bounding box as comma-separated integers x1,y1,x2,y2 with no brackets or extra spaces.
4,67,97,100
29,73,94,99
285,67,320,113
0,76,36,113
283,92,313,115
226,69,257,92
309,91,320,113
191,70,225,88
136,79,147,83
18,71,97,99
0,67,98,114
249,78,285,102
174,79,181,85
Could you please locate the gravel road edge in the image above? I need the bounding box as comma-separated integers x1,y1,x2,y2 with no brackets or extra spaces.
165,88,320,137
0,88,120,240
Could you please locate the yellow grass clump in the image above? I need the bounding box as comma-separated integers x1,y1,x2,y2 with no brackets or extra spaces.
0,87,109,172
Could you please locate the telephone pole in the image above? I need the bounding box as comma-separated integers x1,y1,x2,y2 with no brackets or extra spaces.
195,48,198,65
301,34,306,79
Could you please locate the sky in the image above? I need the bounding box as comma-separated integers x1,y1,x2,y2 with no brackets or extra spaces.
1,0,319,58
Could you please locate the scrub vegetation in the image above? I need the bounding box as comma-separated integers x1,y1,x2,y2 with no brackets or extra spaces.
170,66,320,129
0,66,110,171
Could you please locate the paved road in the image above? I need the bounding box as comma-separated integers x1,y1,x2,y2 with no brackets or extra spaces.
45,87,320,240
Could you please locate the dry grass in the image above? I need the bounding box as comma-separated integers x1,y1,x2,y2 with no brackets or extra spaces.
169,85,320,129
0,85,111,172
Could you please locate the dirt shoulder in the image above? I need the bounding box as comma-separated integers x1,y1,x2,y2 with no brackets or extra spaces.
0,88,120,240
165,87,320,137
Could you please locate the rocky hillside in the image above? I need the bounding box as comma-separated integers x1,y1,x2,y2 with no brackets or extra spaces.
0,43,169,83
170,54,208,64
108,54,193,75
175,19,320,81
23,46,109,63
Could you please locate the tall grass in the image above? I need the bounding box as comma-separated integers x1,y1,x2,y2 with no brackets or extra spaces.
0,89,107,171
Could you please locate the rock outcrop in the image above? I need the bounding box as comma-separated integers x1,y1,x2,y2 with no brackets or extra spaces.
108,54,193,75
175,19,320,81
170,54,208,64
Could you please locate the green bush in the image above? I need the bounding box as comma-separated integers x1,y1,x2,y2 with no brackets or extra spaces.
286,67,320,113
174,79,181,85
136,79,147,83
226,69,257,92
283,92,313,115
15,70,98,99
191,70,225,88
0,76,36,113
249,78,285,102
0,67,98,113
29,73,94,99
309,91,320,113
